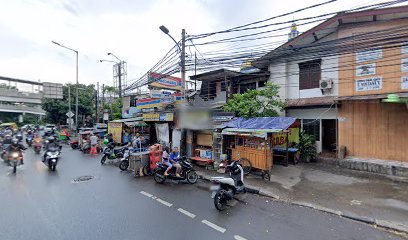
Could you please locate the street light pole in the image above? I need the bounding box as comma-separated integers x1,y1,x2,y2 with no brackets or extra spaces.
52,41,79,130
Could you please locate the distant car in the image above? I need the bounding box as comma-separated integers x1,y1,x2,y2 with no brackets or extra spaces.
45,124,56,132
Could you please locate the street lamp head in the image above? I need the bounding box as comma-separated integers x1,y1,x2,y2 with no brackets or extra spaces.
99,60,103,63
159,25,169,35
107,52,112,56
51,41,60,46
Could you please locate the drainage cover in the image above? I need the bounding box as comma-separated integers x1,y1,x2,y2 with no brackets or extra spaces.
73,175,94,183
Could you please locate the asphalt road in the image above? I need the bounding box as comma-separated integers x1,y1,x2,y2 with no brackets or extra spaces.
0,145,404,240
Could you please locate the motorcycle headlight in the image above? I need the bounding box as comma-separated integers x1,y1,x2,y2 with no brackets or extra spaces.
11,152,19,158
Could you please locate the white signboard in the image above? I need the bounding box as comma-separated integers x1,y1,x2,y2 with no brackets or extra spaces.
402,76,408,90
402,43,408,54
402,58,408,72
356,63,375,76
43,82,63,99
149,89,172,99
356,49,382,63
356,77,382,91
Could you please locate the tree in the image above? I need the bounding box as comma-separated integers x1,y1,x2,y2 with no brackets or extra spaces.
224,82,285,118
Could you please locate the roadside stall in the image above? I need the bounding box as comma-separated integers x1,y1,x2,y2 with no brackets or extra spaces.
222,117,298,180
108,117,145,144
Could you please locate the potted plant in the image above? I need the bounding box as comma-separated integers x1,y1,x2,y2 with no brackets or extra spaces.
296,131,317,162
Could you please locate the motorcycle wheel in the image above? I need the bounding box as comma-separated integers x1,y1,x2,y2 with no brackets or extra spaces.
154,170,166,184
52,164,56,171
214,190,228,211
101,155,107,165
71,144,78,150
119,159,129,171
186,171,198,184
142,165,152,176
12,162,17,174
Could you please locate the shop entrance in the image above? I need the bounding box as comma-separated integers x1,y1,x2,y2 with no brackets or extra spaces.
322,119,337,153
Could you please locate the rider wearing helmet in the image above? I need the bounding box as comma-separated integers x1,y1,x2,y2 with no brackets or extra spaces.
43,136,60,162
7,138,27,164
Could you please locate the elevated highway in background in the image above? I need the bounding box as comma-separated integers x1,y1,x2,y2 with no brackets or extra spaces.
0,76,61,118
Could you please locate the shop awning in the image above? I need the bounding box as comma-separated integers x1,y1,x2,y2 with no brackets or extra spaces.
124,121,148,127
110,117,144,123
222,117,296,138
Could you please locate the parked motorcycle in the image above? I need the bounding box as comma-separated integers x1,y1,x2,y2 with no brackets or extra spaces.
210,160,246,211
69,140,79,149
101,145,126,165
8,150,24,174
153,157,198,184
43,146,61,171
26,135,33,147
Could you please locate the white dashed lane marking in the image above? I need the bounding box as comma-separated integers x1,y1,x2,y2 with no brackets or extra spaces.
156,198,173,207
201,220,226,233
177,208,196,218
139,191,153,198
234,235,248,240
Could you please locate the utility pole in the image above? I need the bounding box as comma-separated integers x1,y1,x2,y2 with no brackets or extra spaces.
181,29,186,98
194,52,197,91
75,51,79,130
68,85,72,129
95,82,99,123
118,62,122,99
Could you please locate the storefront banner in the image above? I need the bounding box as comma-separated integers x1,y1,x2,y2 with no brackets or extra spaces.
160,96,175,105
149,72,183,91
272,128,300,148
356,48,382,63
136,98,161,109
150,89,172,99
402,76,408,90
108,122,122,143
122,107,140,118
356,63,375,77
402,58,408,72
155,123,169,146
172,92,185,104
143,113,174,122
356,77,382,91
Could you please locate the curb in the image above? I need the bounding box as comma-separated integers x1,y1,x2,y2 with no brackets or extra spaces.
197,172,408,235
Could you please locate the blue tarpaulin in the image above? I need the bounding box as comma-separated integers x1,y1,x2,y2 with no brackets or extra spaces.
224,117,296,130
222,117,296,139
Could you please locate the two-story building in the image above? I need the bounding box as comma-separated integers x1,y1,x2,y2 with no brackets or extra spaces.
256,6,408,162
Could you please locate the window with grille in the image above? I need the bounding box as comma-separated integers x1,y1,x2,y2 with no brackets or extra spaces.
299,60,321,90
302,119,320,141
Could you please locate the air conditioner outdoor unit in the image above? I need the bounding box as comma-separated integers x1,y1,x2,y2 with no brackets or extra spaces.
319,79,333,90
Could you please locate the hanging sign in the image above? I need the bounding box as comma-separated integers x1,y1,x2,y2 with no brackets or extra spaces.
356,77,382,91
136,98,161,109
150,90,172,99
143,113,174,121
148,72,183,91
356,63,375,77
356,48,382,63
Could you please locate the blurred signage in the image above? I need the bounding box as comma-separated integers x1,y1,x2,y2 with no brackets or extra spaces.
402,58,408,72
136,98,161,109
356,48,382,63
148,72,183,91
356,63,375,77
402,43,408,54
143,113,173,121
108,122,122,143
356,77,382,91
402,76,408,90
150,90,172,99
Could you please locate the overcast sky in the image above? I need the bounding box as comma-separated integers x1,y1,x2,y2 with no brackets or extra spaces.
0,0,394,91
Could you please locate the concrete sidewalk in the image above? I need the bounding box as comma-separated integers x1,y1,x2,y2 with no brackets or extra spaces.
197,162,408,234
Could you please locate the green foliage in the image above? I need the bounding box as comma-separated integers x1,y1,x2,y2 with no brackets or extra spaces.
103,98,121,121
224,82,285,118
296,130,317,161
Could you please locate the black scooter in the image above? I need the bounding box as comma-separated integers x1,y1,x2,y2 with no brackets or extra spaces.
153,157,198,184
101,145,127,164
